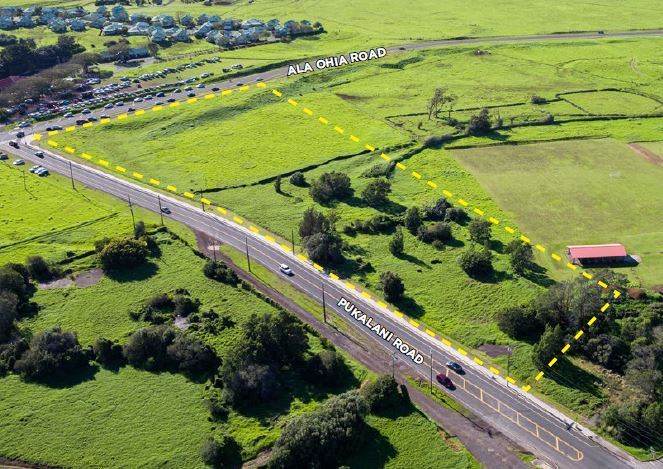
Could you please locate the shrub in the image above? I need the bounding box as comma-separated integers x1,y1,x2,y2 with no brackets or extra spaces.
361,162,392,178
25,256,52,282
388,228,404,256
146,293,175,311
532,325,564,370
289,171,306,187
200,434,239,468
445,207,468,223
404,206,422,234
530,95,547,104
457,249,493,277
303,231,343,264
167,333,218,374
93,337,125,368
305,350,346,386
14,327,89,382
220,362,281,405
133,220,146,239
468,219,492,245
422,197,451,221
466,108,492,136
361,178,391,207
173,294,199,317
380,271,405,302
98,237,149,271
205,390,230,421
309,171,352,203
496,306,543,341
347,215,396,235
361,374,405,412
0,292,19,342
203,260,239,286
505,240,534,275
417,222,452,244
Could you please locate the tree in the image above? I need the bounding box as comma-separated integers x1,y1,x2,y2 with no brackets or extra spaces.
200,435,238,468
167,334,218,375
389,228,404,256
422,197,451,221
361,374,405,412
305,350,346,386
361,178,391,207
457,248,493,277
14,327,89,382
133,220,146,239
468,219,491,245
417,222,452,244
466,108,492,136
274,175,282,194
93,337,125,368
496,306,543,341
625,340,662,400
506,240,533,275
309,171,352,204
380,271,405,302
98,237,149,271
0,292,18,341
0,266,28,301
200,437,223,468
202,260,238,286
299,207,332,239
427,88,456,120
404,206,422,234
303,231,343,264
25,255,52,282
289,171,306,187
532,325,564,370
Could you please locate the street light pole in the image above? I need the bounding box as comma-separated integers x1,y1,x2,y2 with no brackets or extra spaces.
291,228,295,254
392,352,397,378
507,344,513,388
69,160,75,190
430,348,433,394
245,236,251,272
127,195,136,232
157,194,164,225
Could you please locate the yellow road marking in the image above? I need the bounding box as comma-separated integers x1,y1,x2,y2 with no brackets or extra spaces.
149,178,160,186
548,357,558,367
473,357,484,365
574,330,584,340
115,165,126,172
166,185,177,192
233,216,244,224
561,344,571,354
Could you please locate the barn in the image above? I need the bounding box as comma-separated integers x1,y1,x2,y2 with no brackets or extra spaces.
566,244,628,265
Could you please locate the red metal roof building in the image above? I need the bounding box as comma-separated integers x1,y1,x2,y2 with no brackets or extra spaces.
566,244,628,265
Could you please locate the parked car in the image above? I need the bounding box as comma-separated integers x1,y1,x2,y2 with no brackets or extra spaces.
13,159,24,165
75,119,87,125
15,131,25,138
18,121,31,128
46,125,63,131
36,167,49,176
436,373,455,390
0,153,8,160
81,108,91,114
445,361,464,374
63,112,74,118
104,103,114,109
187,92,196,98
30,165,41,173
279,264,293,276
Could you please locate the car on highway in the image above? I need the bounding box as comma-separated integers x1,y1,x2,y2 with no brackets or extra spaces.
0,153,7,160
156,92,166,98
167,98,177,103
75,119,87,125
15,131,25,138
133,97,143,103
187,92,196,98
160,207,171,214
279,264,293,276
18,121,31,128
81,109,91,114
445,361,464,374
46,125,63,131
9,141,19,148
63,112,74,118
34,151,44,158
87,116,98,122
197,83,205,89
235,83,244,87
104,103,114,109
184,86,193,91
436,373,455,390
211,87,220,92
13,159,24,165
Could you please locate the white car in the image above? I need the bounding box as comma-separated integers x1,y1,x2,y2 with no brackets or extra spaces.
29,165,41,173
13,159,25,166
279,264,293,276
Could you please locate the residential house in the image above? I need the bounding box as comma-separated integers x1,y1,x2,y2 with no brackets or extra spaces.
127,21,149,35
102,22,125,35
16,15,33,28
0,16,14,30
69,18,86,31
150,26,167,43
110,5,128,23
48,18,67,33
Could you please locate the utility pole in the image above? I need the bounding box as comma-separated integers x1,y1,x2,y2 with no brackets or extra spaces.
429,348,433,394
245,236,251,272
392,352,397,378
321,283,327,323
291,228,295,254
157,194,164,225
69,160,75,190
127,195,136,232
22,166,27,191
200,191,206,212
506,345,512,387
211,238,217,262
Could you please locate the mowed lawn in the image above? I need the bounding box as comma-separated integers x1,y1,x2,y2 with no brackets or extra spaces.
0,368,210,468
453,138,663,286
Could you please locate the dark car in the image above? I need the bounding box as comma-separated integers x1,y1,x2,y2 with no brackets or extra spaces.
161,207,171,214
9,141,19,148
445,361,464,374
167,98,176,103
436,373,455,390
75,119,87,125
16,131,25,138
187,92,196,98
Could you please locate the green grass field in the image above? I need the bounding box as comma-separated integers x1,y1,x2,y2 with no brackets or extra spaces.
452,138,663,287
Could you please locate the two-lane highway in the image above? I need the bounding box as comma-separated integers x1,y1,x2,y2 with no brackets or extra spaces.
5,141,639,469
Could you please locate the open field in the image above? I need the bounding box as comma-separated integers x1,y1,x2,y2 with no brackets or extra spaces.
452,138,663,287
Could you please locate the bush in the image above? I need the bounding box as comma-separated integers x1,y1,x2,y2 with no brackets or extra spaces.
167,333,218,374
289,171,306,187
466,108,492,136
347,215,396,235
530,95,547,104
422,197,451,221
93,337,125,368
532,325,564,370
505,240,534,275
361,162,392,178
309,171,352,203
305,350,346,386
98,237,149,271
404,206,422,234
200,435,239,468
380,271,405,302
220,362,281,405
389,228,404,256
146,293,175,311
361,374,405,412
268,391,368,469
457,249,493,277
361,178,391,207
496,306,543,341
133,220,146,239
205,390,230,421
202,260,239,286
468,219,492,245
444,207,468,223
303,231,343,264
14,327,89,382
25,256,52,282
173,294,199,317
0,292,19,342
417,222,452,244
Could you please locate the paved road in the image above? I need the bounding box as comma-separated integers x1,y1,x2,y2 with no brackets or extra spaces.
5,141,642,469
6,28,663,138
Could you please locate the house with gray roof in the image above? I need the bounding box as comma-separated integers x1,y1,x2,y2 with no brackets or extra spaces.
169,28,190,42
0,16,14,30
130,13,149,24
180,14,193,27
194,21,213,38
151,14,174,28
69,18,86,31
127,21,149,35
150,26,167,43
102,22,125,35
110,6,129,23
48,18,67,33
16,15,34,28
242,18,263,29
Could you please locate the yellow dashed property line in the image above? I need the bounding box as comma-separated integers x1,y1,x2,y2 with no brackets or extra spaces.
319,117,329,125
457,348,468,356
473,208,484,216
380,153,391,161
582,272,593,280
33,133,41,140
233,216,244,224
365,144,375,152
64,147,75,154
473,357,484,366
587,316,597,326
548,357,558,367
81,153,92,160
441,338,451,346
183,191,194,198
504,226,515,234
132,172,143,180
135,109,145,115
169,102,180,108
425,329,435,337
535,244,546,252
221,90,233,96
396,162,407,170
82,122,93,128
330,273,340,280
287,98,298,106
411,171,422,179
280,244,290,251
249,225,260,233
48,140,58,147
520,235,531,244
216,207,227,215
377,301,387,308
187,98,198,104
152,105,163,111
100,118,110,123
149,178,160,186
204,94,215,100
522,385,531,392
313,263,324,271
600,303,610,312
256,82,267,88
297,253,308,261
272,89,282,97
345,282,356,290
551,254,562,262
334,126,345,134
393,310,404,318
506,376,516,384
98,159,109,167
239,85,250,91
613,290,621,299
65,126,75,132
561,344,571,354
574,330,584,340
597,280,608,289
349,135,360,143
457,199,469,207
117,113,128,120
566,263,577,271
443,189,453,198
427,181,437,189
489,367,500,375
201,198,211,205
535,371,544,381
115,165,126,173
48,130,59,136
409,319,419,327
302,107,313,116
361,291,371,299
166,185,177,192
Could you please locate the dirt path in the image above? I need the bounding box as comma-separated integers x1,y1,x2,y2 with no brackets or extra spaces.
195,231,527,468
628,143,663,166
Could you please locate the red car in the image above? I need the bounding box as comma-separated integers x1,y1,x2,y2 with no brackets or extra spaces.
436,373,455,390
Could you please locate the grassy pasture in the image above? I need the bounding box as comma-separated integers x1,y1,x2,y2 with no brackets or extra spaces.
562,91,662,115
452,138,663,286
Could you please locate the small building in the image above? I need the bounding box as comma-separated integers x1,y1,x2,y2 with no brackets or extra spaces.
102,22,125,35
149,26,167,43
180,14,193,27
69,18,86,31
16,15,34,28
130,12,149,24
0,16,14,30
48,18,67,33
127,21,150,35
566,244,628,265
